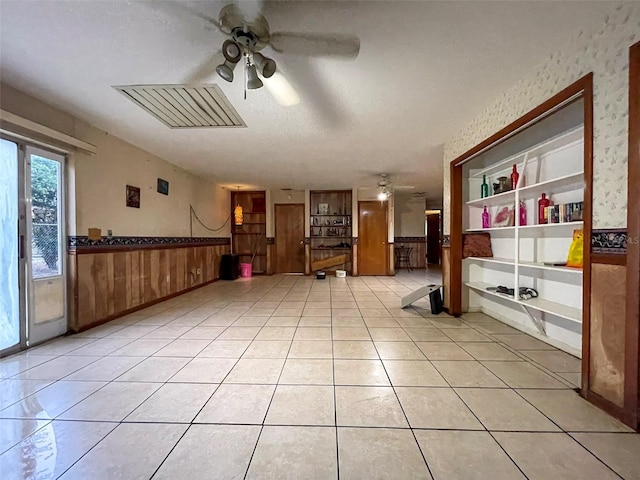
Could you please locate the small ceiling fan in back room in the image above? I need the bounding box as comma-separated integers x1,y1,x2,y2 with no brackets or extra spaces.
180,1,361,105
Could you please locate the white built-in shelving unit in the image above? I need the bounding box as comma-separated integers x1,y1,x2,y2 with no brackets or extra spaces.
461,104,585,356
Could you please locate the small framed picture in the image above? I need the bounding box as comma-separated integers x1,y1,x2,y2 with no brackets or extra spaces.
157,178,169,195
126,185,140,208
318,203,330,215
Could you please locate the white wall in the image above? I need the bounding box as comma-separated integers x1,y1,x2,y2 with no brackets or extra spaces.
394,194,426,237
443,3,639,233
1,83,230,238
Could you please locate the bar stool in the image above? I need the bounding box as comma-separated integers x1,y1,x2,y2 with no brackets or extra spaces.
395,246,413,271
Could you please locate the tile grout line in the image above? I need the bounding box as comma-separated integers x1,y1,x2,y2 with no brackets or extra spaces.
349,281,436,480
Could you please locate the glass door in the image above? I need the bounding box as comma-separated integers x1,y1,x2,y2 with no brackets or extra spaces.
25,146,67,346
0,138,21,354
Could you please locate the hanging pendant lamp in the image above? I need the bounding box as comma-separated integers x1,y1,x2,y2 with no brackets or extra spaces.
234,187,243,226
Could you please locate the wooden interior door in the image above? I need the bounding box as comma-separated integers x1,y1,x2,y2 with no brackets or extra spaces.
275,204,305,273
426,213,441,264
358,201,388,275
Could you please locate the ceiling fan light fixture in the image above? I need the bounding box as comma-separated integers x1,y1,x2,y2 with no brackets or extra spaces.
377,187,391,201
253,52,276,78
222,40,242,63
216,60,237,82
246,64,263,89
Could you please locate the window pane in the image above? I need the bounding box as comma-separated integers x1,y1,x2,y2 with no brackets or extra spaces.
31,155,61,278
0,138,20,350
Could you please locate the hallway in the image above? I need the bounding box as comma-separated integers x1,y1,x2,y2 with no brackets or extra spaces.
0,272,638,479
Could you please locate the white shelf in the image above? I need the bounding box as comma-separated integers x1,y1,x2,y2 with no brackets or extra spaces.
518,261,582,274
465,257,582,275
465,257,514,266
519,172,584,200
518,221,583,236
466,190,515,208
465,226,515,233
466,172,584,207
465,282,582,323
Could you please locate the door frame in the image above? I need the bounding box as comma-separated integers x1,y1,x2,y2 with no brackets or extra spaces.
624,40,640,430
274,203,305,274
1,135,69,354
357,200,389,275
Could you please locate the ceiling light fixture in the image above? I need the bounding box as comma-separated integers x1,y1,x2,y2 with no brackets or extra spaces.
377,187,391,201
234,186,244,226
215,34,276,95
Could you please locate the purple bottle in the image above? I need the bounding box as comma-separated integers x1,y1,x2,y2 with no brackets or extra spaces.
482,206,490,229
519,201,527,226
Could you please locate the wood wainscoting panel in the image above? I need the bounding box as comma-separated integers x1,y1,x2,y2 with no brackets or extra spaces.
71,244,229,331
589,263,627,407
394,238,427,269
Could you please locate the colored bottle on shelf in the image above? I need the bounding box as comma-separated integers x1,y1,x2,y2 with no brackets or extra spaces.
481,175,489,198
519,201,527,226
538,193,550,224
482,206,490,229
511,164,520,190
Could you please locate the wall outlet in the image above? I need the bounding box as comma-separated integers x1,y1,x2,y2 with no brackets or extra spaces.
196,268,201,275
166,275,170,283
107,229,113,238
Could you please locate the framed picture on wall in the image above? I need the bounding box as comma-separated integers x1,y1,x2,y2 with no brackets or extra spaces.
157,178,169,195
126,185,140,208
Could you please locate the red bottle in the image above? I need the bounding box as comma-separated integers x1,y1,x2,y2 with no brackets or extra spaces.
511,164,520,190
538,193,550,224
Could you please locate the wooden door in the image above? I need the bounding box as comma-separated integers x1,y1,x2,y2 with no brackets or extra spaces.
426,213,441,264
275,204,305,273
358,201,388,275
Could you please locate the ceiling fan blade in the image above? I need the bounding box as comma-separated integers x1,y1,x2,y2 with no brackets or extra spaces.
394,186,416,191
184,51,223,84
263,72,300,107
269,32,360,58
277,57,348,127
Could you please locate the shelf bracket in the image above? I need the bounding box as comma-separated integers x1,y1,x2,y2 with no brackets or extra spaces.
520,303,546,335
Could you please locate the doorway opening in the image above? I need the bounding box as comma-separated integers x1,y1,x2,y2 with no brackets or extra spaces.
0,138,68,355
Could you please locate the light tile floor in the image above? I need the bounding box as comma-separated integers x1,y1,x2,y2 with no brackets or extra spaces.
1,271,638,479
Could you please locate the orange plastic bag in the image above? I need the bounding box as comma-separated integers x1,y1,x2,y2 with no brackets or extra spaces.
566,229,584,268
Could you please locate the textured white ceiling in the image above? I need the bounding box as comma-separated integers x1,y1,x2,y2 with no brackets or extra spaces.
0,1,614,203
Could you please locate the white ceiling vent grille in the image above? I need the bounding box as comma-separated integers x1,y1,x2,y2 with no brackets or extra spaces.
114,84,246,128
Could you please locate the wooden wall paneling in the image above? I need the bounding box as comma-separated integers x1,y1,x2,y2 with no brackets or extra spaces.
113,252,127,314
105,253,116,317
67,252,78,330
589,263,627,407
169,248,178,294
142,250,152,304
92,253,110,322
76,254,96,326
70,242,229,332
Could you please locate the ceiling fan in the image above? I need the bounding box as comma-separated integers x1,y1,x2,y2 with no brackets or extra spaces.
376,173,415,201
182,2,361,105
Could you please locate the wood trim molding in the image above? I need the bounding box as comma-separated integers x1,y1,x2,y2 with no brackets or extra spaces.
625,40,640,430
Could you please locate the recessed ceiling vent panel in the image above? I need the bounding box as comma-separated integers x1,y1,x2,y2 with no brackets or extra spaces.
114,84,246,128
